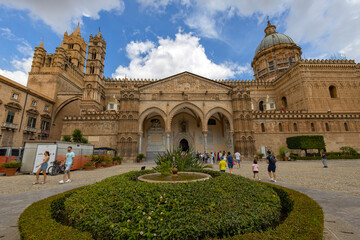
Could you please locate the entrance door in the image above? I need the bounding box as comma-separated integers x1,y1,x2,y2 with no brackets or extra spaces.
179,139,189,151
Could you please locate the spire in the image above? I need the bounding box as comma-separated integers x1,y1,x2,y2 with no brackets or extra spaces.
96,26,102,38
71,22,81,37
264,18,277,37
38,38,44,48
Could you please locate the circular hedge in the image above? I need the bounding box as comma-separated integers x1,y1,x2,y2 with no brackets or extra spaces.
58,170,281,239
18,170,324,240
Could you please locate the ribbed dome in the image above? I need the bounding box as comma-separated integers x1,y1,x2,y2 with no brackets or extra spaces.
255,33,295,56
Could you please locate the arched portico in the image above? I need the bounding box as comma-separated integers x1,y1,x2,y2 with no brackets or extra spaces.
138,107,168,158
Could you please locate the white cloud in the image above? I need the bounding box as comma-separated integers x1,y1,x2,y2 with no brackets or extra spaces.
0,56,32,86
112,31,247,79
0,27,33,85
137,0,360,61
0,69,28,86
0,0,125,34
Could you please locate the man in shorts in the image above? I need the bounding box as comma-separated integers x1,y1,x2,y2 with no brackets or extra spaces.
235,151,241,168
266,150,277,182
59,146,75,184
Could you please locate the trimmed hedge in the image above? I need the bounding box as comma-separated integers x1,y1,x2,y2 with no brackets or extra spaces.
62,171,281,239
18,187,92,240
231,183,323,239
286,135,325,150
18,170,323,240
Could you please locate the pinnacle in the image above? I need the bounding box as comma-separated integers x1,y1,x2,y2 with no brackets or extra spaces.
71,22,81,37
38,38,44,48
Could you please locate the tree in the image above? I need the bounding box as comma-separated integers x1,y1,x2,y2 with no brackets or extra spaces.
62,135,71,142
286,135,325,156
72,129,83,143
71,129,88,143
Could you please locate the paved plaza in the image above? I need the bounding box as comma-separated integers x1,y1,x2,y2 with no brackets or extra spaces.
0,160,359,239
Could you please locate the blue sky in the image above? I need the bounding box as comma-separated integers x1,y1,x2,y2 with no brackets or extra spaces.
0,0,359,86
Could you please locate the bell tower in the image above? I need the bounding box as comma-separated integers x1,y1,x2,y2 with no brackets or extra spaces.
62,23,87,72
81,29,107,111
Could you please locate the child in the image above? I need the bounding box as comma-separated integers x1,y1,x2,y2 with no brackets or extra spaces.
219,156,226,173
252,158,261,180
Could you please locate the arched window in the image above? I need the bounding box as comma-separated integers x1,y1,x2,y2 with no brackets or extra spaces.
259,101,264,111
278,123,283,132
89,66,95,74
325,123,330,131
311,122,315,132
293,123,297,132
329,85,337,98
92,51,96,60
261,123,265,132
344,122,349,131
281,97,288,108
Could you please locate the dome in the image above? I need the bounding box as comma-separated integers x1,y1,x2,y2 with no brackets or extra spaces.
255,33,295,56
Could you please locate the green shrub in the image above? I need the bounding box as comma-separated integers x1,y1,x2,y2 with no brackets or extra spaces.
89,155,104,164
230,183,323,240
340,146,358,155
62,171,281,239
137,153,145,161
62,135,71,142
1,161,22,168
278,146,289,158
18,188,92,240
112,156,123,163
286,135,325,154
18,171,324,240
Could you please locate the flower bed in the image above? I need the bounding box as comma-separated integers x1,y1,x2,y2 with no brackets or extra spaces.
18,170,323,240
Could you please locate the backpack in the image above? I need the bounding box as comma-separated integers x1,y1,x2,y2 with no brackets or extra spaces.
269,155,276,165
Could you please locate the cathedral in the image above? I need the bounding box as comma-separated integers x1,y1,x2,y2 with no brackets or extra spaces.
1,21,359,161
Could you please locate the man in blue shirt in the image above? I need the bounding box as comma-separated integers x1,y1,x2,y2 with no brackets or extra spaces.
59,146,75,184
266,150,277,182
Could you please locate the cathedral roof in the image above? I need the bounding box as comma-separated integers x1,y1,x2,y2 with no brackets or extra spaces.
254,20,296,56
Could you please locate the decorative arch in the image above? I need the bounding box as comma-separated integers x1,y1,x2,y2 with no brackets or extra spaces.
204,107,234,132
53,96,81,124
168,102,204,132
138,107,168,132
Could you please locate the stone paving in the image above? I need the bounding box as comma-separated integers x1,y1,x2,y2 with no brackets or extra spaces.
0,160,359,239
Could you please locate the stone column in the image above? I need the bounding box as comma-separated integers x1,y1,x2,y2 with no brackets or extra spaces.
166,133,171,152
230,131,234,153
203,132,208,153
138,132,143,154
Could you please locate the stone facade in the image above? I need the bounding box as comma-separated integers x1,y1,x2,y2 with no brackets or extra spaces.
1,22,359,161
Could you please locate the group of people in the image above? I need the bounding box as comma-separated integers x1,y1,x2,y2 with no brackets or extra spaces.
33,146,75,185
195,151,241,167
218,150,278,183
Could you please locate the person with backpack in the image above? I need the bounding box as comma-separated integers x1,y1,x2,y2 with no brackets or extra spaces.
266,150,277,182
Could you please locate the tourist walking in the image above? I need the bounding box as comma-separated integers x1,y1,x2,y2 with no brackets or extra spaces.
227,152,234,174
252,158,261,180
219,156,226,173
266,150,277,182
218,151,222,162
321,149,328,168
235,151,241,168
33,151,50,185
59,146,75,184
